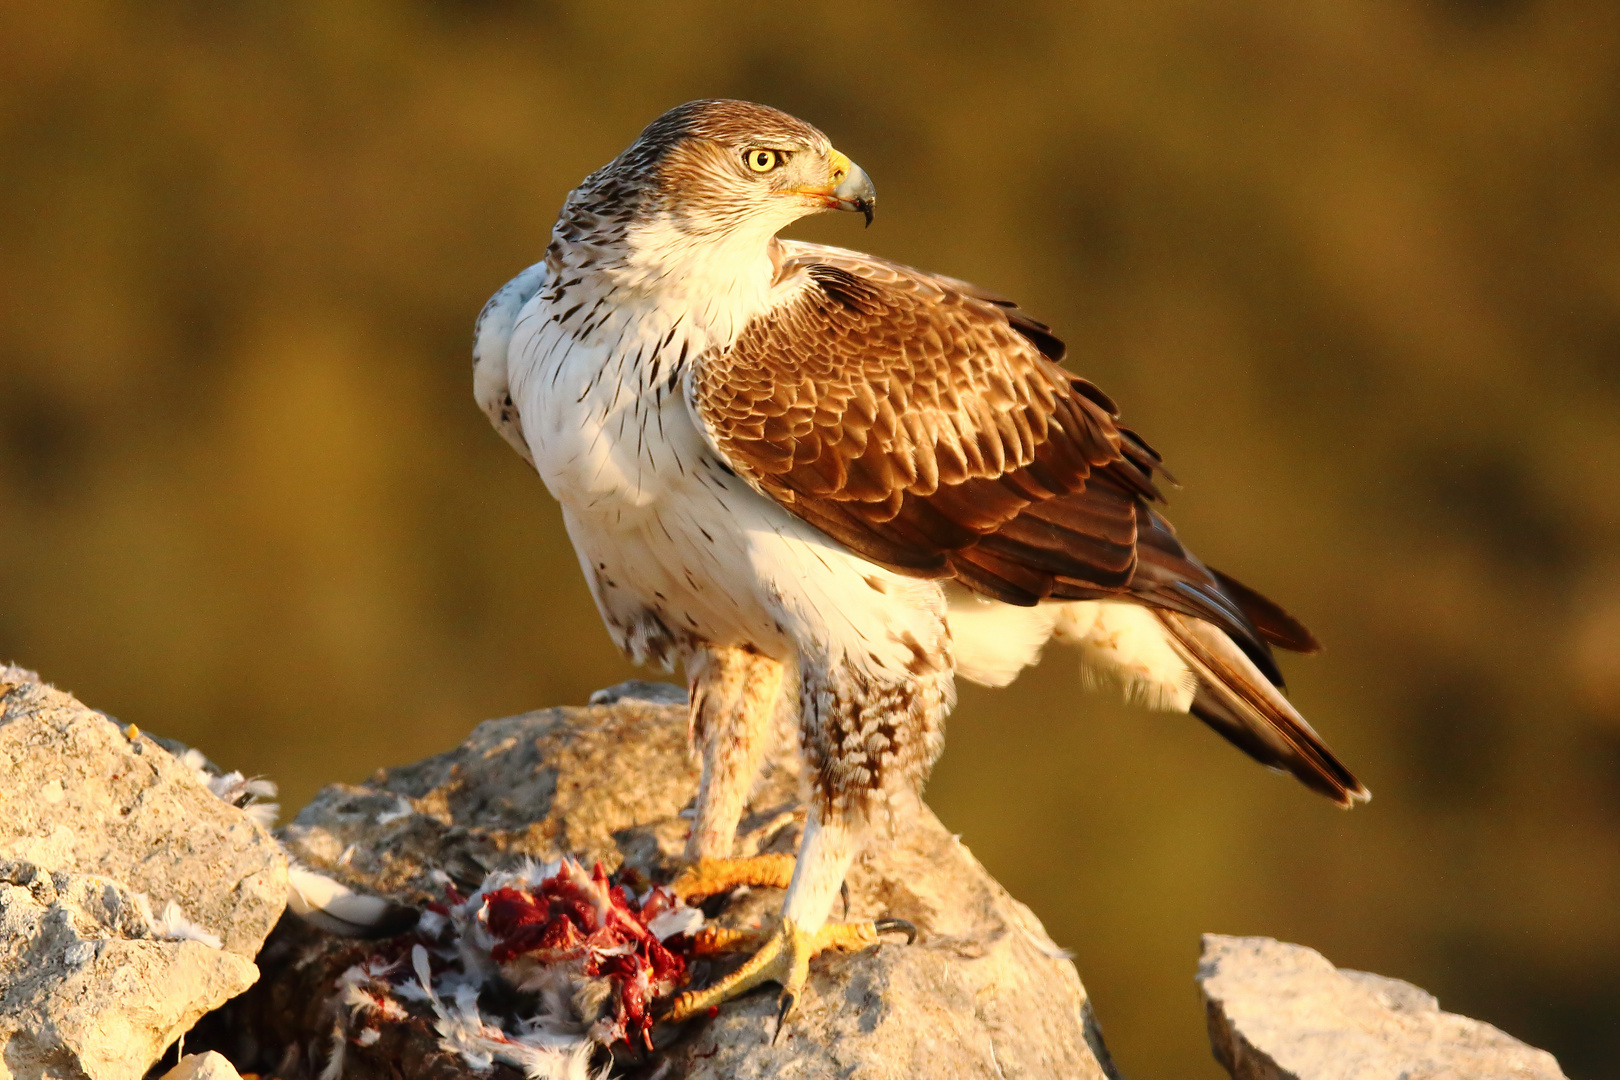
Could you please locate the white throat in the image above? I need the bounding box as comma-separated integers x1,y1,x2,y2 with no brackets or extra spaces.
555,213,798,354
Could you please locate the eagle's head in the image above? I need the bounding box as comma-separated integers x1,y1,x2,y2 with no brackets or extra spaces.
561,100,875,259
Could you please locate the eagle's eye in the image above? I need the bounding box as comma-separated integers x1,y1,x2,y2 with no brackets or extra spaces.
744,148,785,173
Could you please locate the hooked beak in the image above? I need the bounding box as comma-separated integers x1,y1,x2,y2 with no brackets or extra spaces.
799,148,876,227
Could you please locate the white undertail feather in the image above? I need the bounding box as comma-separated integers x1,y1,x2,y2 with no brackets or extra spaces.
943,585,1061,688
949,593,1199,714
1057,601,1199,712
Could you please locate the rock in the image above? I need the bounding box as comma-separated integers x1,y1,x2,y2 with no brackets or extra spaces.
0,666,287,1079
1197,934,1567,1080
158,1052,245,1080
228,699,1118,1079
0,862,257,1080
0,668,288,957
587,680,687,706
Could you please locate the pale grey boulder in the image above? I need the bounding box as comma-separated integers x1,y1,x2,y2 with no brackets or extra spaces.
0,667,287,957
586,679,687,706
157,1053,246,1080
0,665,287,1079
1198,934,1566,1080
254,698,1118,1079
0,862,257,1080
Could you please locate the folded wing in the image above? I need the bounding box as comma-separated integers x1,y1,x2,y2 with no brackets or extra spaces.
690,241,1366,805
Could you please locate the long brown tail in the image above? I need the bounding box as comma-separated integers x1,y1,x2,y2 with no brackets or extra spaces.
1155,610,1369,807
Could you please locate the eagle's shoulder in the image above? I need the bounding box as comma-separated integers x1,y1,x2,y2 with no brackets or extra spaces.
473,261,549,466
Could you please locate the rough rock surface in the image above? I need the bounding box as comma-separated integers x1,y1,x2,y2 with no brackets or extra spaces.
0,862,257,1080
1198,934,1567,1080
0,666,288,957
229,692,1118,1079
158,1052,246,1080
0,665,287,1080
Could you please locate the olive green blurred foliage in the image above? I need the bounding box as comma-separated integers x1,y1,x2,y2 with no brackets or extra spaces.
3,1,1619,1075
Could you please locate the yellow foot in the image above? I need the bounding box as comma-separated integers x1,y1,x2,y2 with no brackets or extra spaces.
668,853,796,903
663,916,916,1035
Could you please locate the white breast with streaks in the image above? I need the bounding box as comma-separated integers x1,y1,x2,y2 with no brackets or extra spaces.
503,277,790,666
501,278,961,694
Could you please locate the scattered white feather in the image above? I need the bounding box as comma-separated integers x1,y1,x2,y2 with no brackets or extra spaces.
390,979,434,1004
374,795,414,826
286,863,399,935
317,1018,346,1080
417,908,449,939
410,945,602,1080
1023,927,1075,961
174,745,281,826
241,801,280,828
152,900,222,949
646,904,704,942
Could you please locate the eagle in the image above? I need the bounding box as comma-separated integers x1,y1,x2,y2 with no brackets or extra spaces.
473,99,1367,1032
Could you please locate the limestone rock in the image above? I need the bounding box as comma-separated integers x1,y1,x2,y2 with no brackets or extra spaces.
1198,934,1567,1080
0,665,286,1079
242,700,1118,1079
158,1053,245,1080
0,862,257,1080
0,668,288,957
587,679,687,706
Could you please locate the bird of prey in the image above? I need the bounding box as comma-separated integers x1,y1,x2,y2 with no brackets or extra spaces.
474,99,1367,1031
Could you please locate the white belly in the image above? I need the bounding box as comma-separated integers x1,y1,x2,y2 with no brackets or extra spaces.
506,301,955,677
509,323,755,660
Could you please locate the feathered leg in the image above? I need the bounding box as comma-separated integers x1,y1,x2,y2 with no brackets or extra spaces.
667,624,952,1032
683,643,785,861
666,644,801,901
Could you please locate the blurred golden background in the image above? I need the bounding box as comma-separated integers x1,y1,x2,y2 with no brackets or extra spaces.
3,1,1618,1075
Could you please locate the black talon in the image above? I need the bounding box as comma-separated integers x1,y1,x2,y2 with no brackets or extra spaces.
873,917,917,945
773,992,795,1044
839,880,851,919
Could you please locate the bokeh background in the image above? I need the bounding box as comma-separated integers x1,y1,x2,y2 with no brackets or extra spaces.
3,1,1618,1075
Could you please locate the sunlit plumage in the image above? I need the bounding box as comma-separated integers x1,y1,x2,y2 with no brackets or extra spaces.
474,98,1366,1029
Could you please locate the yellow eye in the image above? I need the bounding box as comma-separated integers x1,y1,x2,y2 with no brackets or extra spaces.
745,148,782,173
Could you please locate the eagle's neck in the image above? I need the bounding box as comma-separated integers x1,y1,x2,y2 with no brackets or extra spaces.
548,202,796,356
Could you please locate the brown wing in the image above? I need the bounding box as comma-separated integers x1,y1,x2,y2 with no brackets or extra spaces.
698,250,1136,581
693,244,1361,803
693,245,1315,658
